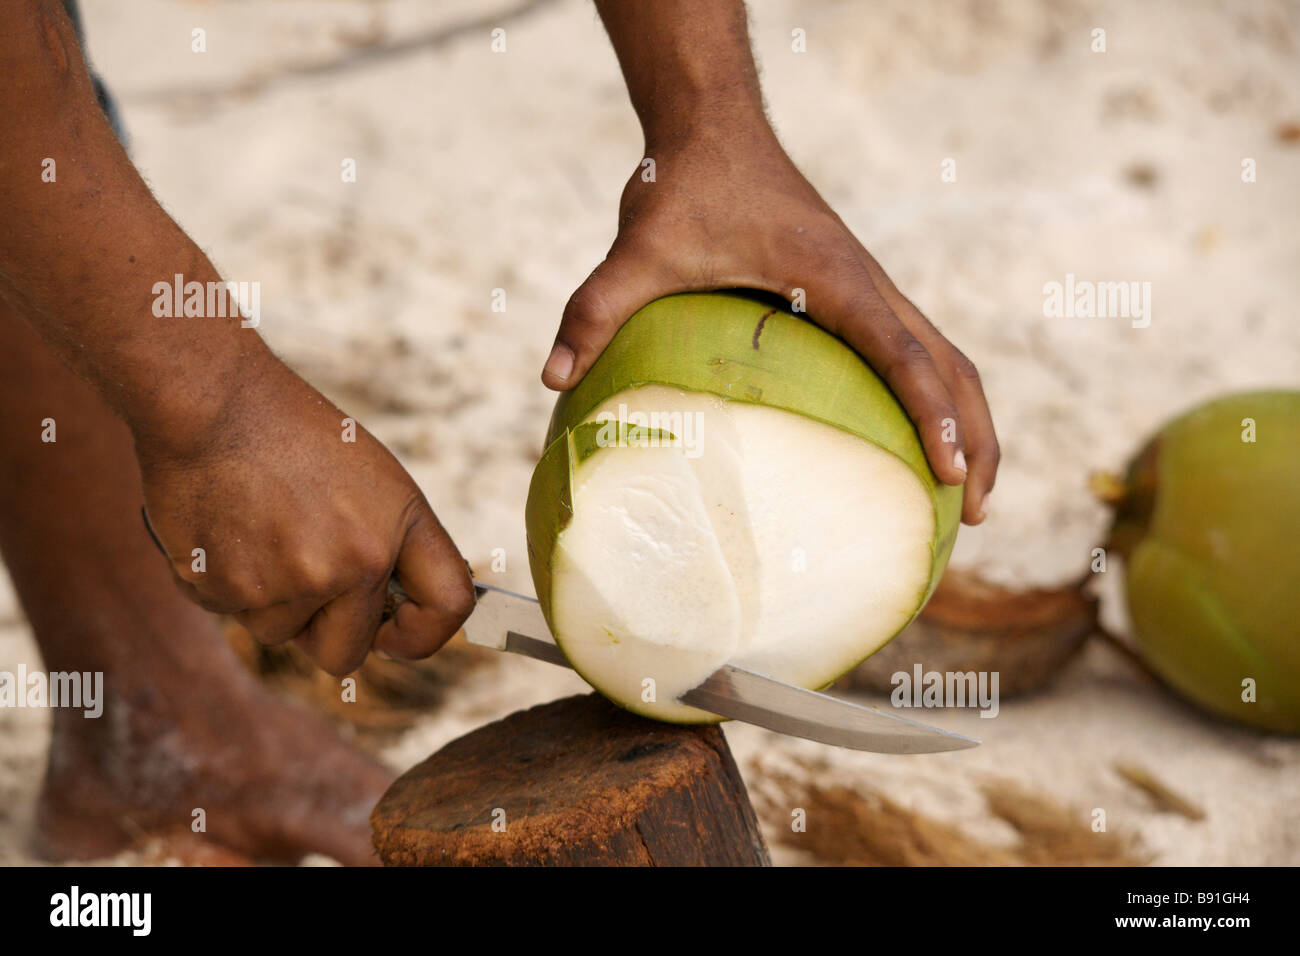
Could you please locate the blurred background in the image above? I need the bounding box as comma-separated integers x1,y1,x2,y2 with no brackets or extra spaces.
1,0,1297,865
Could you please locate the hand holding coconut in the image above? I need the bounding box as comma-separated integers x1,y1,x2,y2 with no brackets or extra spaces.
546,0,1000,527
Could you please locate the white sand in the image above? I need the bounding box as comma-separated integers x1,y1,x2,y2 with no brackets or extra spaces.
1,0,1297,865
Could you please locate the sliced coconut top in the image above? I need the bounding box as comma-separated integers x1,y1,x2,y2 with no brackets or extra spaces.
549,385,937,722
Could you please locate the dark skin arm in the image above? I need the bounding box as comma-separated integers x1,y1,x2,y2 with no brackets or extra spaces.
0,1,474,675
549,0,999,523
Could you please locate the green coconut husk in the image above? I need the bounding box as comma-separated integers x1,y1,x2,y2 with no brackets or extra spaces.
526,290,961,639
1102,390,1300,733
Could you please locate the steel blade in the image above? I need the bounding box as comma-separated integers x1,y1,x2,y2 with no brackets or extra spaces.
680,665,980,754
460,582,979,754
462,582,552,652
501,631,569,668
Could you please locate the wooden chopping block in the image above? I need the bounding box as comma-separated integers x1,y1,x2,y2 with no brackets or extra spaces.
371,693,770,866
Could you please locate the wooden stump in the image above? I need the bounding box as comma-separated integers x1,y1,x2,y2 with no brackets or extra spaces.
371,694,770,866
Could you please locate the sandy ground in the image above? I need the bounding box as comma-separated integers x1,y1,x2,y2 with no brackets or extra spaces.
1,0,1298,865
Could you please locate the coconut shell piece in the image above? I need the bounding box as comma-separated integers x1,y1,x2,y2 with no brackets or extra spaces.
837,569,1098,698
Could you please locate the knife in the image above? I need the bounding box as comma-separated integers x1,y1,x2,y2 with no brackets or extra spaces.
384,579,979,755
139,491,979,752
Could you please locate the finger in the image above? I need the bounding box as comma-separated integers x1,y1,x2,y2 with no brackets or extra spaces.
543,242,668,390
857,263,1000,524
166,574,234,615
235,595,329,647
373,508,474,661
294,581,387,677
939,348,999,524
806,270,967,486
162,556,269,615
142,512,246,615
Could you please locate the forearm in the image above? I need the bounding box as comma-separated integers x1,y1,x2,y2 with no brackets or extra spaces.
0,1,270,452
593,0,773,149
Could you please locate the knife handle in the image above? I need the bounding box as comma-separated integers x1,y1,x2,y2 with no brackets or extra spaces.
381,578,409,622
381,578,488,622
141,508,458,629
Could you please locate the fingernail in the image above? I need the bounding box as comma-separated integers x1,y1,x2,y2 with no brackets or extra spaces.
374,648,394,662
953,449,967,476
544,343,575,383
978,493,989,521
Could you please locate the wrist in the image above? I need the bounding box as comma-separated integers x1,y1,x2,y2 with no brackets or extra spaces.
640,79,765,137
127,332,282,464
643,99,780,162
597,0,771,156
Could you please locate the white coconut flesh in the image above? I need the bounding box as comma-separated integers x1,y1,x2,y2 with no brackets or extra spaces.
550,384,937,722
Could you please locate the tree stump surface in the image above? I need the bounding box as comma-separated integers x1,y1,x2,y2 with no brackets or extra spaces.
371,693,770,866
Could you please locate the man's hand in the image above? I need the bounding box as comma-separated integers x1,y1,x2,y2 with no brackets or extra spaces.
138,350,475,676
0,2,474,674
548,0,999,525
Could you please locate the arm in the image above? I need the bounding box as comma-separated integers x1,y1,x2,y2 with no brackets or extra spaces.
0,1,474,673
547,0,999,524
0,3,248,448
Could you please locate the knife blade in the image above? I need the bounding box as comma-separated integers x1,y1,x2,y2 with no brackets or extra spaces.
386,579,980,755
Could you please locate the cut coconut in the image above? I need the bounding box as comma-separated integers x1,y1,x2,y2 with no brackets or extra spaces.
551,426,744,723
527,293,961,723
551,385,936,721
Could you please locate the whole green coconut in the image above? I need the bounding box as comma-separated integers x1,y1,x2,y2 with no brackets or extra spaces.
1105,391,1300,733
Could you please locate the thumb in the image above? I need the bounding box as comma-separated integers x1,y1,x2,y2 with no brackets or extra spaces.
543,245,666,390
373,505,475,661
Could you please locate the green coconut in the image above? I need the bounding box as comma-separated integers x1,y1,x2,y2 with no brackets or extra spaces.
1104,390,1300,733
525,292,962,722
